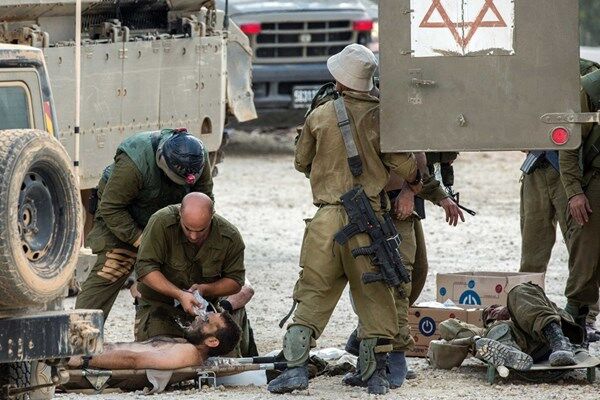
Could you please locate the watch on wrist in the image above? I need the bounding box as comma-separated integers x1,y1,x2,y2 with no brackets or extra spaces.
219,299,233,312
408,169,422,186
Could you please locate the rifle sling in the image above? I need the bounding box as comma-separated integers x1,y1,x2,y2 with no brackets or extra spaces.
333,95,363,177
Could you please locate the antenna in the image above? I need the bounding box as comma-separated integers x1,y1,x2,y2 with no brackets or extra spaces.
224,0,230,29
74,0,81,187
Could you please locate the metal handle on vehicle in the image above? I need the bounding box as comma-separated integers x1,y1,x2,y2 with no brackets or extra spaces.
411,78,436,87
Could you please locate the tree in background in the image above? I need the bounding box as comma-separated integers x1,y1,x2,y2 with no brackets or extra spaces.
580,0,600,46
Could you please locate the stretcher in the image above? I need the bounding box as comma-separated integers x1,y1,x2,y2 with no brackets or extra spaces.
484,349,600,384
59,357,286,394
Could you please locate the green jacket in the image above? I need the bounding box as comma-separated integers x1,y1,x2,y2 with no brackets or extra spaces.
91,130,214,247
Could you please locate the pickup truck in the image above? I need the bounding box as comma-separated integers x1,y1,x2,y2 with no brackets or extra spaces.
219,0,374,127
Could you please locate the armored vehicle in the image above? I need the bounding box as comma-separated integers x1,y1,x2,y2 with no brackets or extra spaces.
218,0,374,127
0,44,102,400
379,0,591,152
0,0,256,191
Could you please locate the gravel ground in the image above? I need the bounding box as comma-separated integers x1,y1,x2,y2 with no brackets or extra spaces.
61,131,600,399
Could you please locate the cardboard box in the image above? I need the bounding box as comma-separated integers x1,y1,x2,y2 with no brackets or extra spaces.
436,271,545,307
407,306,483,358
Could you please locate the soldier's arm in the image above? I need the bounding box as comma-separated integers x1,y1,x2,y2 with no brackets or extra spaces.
192,148,214,201
559,89,590,200
559,148,584,199
382,152,419,191
294,117,316,175
99,153,144,246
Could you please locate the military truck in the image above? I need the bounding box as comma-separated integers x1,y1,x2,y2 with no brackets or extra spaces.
379,0,591,152
218,0,374,127
0,0,256,192
0,44,102,399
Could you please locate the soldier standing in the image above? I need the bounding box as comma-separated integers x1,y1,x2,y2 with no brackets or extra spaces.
344,155,464,388
76,128,213,319
560,67,600,341
267,44,420,395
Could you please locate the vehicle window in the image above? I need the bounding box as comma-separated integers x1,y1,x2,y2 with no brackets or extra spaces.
0,85,31,129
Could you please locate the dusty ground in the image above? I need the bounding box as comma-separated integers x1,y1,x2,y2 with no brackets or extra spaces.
61,131,599,399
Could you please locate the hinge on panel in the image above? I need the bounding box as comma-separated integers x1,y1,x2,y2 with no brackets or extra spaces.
540,112,600,124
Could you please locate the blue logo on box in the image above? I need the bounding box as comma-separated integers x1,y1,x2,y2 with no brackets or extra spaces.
419,317,436,337
439,287,447,296
459,290,481,305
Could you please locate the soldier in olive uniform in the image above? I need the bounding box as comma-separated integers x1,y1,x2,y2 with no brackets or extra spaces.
343,153,465,388
560,66,600,340
435,283,584,369
76,128,213,319
267,44,420,395
134,193,256,357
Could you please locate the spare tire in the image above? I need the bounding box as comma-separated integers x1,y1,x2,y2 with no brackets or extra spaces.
0,129,82,309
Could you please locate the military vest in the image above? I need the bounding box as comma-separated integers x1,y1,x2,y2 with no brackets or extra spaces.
103,129,191,227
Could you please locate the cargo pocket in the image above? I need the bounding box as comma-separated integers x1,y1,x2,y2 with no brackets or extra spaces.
97,247,137,282
298,218,313,268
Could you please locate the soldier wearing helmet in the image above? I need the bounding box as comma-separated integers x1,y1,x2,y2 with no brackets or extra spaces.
76,128,213,320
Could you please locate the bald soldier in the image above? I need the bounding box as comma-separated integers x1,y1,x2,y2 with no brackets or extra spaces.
134,193,257,357
268,44,420,395
76,128,213,320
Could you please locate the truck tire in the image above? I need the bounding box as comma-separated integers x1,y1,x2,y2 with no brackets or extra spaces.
0,362,31,400
0,130,82,308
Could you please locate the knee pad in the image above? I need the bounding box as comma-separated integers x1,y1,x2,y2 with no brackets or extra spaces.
283,325,313,367
358,338,391,381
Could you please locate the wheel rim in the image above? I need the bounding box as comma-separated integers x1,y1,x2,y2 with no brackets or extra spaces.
18,172,56,262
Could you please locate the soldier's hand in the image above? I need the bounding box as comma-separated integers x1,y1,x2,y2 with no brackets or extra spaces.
178,290,202,316
394,189,414,220
569,194,592,226
439,197,465,226
129,282,141,299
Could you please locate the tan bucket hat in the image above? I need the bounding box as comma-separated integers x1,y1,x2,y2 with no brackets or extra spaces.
327,44,378,92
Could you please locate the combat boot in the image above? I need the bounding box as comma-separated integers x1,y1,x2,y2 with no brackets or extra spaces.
387,351,408,389
541,322,576,366
267,325,312,394
586,322,600,343
345,328,360,356
267,366,309,394
475,338,533,371
367,353,390,395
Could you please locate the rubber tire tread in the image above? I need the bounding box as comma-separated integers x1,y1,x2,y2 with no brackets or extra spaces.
0,129,81,308
0,362,31,400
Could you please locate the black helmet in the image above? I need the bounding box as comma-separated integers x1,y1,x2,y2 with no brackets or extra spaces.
159,128,206,185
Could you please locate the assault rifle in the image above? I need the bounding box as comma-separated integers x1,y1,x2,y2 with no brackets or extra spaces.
334,187,410,294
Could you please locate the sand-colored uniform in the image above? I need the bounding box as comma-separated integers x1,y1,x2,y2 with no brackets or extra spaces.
440,283,583,362
134,205,254,356
76,130,214,319
291,90,417,344
560,87,600,311
519,155,569,273
391,175,448,351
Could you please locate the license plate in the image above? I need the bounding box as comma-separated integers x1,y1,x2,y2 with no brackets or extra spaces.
292,86,321,109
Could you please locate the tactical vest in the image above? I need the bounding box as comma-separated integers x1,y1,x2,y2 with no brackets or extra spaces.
103,129,191,227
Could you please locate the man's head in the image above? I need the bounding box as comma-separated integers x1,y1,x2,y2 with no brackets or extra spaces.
157,128,206,186
327,44,378,93
183,312,242,356
180,192,214,246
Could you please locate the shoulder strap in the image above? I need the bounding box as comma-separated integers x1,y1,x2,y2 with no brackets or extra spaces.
333,94,363,177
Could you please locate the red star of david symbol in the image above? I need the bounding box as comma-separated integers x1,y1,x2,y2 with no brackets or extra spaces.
419,0,507,48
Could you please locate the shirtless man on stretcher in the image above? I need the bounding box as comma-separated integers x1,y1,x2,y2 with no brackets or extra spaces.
68,312,241,370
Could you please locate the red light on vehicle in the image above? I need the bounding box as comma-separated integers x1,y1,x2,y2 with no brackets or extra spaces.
240,23,262,35
353,20,374,32
550,127,570,145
